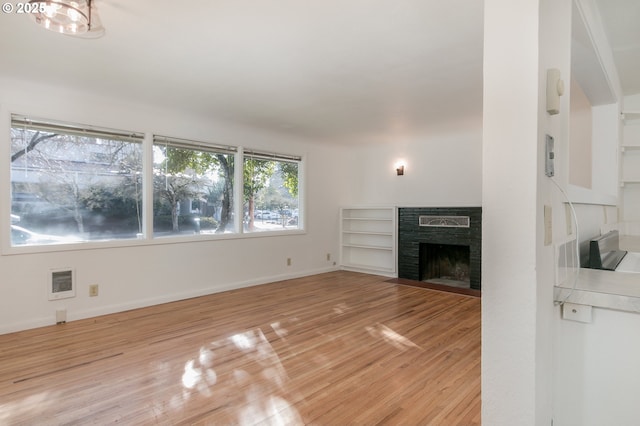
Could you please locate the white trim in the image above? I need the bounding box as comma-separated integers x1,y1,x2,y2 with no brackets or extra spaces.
142,132,154,239
0,104,11,255
153,134,237,155
0,265,339,335
11,114,144,142
234,147,244,234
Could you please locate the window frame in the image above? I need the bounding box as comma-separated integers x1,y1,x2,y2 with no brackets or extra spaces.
2,113,306,255
151,135,238,239
8,114,146,251
242,149,303,234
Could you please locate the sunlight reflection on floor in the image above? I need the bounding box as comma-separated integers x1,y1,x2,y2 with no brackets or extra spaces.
174,328,303,425
365,323,422,351
0,390,59,423
0,273,480,425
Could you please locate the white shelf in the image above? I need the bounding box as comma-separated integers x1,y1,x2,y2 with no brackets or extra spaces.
340,207,396,276
622,111,640,124
342,243,393,251
341,262,395,274
621,116,640,225
342,230,393,236
343,217,392,221
621,182,640,188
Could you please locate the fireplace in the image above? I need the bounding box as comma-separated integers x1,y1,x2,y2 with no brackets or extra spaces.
420,243,471,288
398,207,481,290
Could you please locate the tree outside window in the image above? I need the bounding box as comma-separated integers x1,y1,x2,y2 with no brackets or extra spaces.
243,153,299,232
152,137,235,237
10,117,143,246
8,117,303,248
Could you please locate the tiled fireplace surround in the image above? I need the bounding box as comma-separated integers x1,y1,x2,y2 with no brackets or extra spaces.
398,207,482,290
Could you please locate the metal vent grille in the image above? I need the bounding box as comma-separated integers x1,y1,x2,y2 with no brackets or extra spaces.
419,215,470,228
49,268,76,301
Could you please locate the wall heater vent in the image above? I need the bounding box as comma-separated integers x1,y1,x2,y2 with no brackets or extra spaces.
48,268,76,300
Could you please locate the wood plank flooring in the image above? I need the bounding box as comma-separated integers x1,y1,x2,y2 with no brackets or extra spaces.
0,271,481,425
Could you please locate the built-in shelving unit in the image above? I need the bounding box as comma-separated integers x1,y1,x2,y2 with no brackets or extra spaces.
620,111,640,240
619,143,640,185
340,207,396,276
622,111,640,123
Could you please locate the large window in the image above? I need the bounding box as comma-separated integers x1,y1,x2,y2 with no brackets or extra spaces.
243,150,300,232
7,115,303,249
153,136,236,237
10,115,143,246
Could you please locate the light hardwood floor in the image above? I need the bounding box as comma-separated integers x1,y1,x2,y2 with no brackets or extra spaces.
0,271,481,425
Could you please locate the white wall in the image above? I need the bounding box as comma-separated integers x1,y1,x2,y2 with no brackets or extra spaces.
483,0,573,424
553,96,640,425
550,2,640,425
340,122,483,207
0,77,348,334
620,94,640,236
483,2,635,425
569,79,593,189
568,102,620,205
591,104,619,198
625,93,640,110
554,307,640,426
483,0,547,422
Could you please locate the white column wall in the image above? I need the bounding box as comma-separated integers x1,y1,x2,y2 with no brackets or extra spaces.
483,0,572,424
482,1,541,423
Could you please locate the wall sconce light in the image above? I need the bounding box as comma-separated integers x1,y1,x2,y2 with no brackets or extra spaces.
396,164,405,176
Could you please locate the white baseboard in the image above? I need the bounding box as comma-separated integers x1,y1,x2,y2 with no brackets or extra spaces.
0,265,340,335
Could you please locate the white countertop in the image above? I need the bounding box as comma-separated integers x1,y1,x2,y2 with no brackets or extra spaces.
616,251,640,273
554,261,640,313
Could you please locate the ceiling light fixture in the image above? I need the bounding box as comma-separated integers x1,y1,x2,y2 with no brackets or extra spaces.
28,0,101,37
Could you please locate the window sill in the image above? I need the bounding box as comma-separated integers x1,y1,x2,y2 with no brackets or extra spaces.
2,228,307,256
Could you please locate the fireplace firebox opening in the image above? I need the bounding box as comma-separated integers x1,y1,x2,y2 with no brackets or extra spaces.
420,243,471,289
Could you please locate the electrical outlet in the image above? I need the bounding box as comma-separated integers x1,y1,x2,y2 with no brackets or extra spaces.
326,253,331,261
89,284,99,297
286,258,291,266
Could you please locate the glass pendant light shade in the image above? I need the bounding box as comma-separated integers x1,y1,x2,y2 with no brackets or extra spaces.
29,0,92,35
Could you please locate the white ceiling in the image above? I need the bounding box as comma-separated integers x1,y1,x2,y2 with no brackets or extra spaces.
0,1,637,142
0,0,484,142
594,0,640,97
